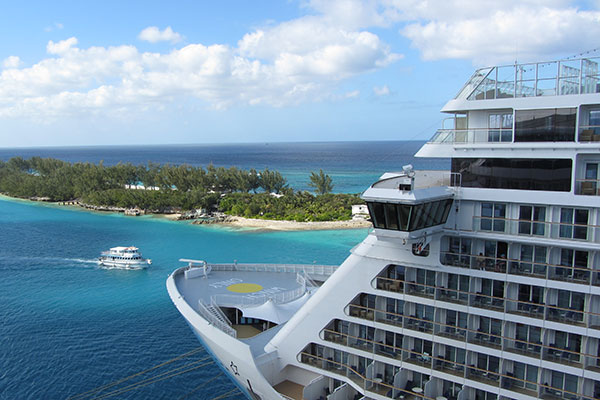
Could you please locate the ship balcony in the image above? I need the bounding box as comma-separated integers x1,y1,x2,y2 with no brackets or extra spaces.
471,215,599,244
542,346,583,368
298,351,428,400
578,125,600,142
441,250,596,286
428,128,512,144
504,338,542,358
427,125,600,146
347,303,405,329
465,366,500,387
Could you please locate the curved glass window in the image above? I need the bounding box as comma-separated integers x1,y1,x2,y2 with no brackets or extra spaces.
367,199,453,232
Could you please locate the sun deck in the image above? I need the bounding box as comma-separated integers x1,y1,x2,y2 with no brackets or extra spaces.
171,262,338,338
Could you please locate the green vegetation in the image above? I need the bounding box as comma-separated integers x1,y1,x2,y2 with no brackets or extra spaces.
220,192,361,221
308,169,333,194
0,157,363,221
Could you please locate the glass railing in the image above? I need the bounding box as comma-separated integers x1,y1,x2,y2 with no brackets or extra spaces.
578,125,600,142
429,128,513,144
575,178,600,195
440,250,594,285
458,57,600,101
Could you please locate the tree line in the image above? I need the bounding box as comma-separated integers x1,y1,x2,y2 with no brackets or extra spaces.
0,157,360,221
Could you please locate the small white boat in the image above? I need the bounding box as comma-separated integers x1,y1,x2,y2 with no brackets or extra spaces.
98,246,151,269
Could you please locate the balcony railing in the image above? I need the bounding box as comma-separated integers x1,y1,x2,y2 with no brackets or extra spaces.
429,128,513,144
298,352,432,400
440,250,595,285
575,178,600,195
473,216,596,242
578,125,600,142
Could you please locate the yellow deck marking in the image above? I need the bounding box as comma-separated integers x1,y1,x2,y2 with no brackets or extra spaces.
227,283,263,293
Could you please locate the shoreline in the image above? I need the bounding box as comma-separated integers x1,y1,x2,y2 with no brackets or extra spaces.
214,215,372,231
0,194,372,232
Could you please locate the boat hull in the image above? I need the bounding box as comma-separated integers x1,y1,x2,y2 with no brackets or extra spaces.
98,259,150,269
167,273,284,400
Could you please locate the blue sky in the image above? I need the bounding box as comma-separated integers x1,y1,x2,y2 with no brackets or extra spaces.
1,0,599,147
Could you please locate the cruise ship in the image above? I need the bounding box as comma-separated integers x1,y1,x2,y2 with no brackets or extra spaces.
167,56,600,400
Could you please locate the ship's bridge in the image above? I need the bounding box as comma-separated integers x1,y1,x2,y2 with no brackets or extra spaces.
361,166,455,236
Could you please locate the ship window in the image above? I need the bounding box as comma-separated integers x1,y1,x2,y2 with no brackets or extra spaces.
515,108,576,142
384,203,399,230
368,202,385,229
488,113,513,142
453,158,572,191
559,208,589,239
515,245,547,276
480,203,506,232
398,204,411,230
512,361,538,391
518,205,546,235
366,200,452,232
441,236,471,268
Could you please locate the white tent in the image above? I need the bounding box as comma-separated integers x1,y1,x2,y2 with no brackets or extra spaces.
240,292,311,324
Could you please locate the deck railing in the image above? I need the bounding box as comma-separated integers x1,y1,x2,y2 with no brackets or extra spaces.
197,299,237,338
212,284,307,308
209,263,337,277
429,128,513,144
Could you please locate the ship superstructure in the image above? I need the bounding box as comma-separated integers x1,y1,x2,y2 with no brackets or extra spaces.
167,56,600,400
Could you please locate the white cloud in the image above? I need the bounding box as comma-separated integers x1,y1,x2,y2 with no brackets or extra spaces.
308,0,600,65
402,5,600,64
0,8,402,119
138,26,183,44
345,90,360,98
373,85,390,96
3,56,22,69
46,37,78,55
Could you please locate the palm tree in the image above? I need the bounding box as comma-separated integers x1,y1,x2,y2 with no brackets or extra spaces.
308,169,333,194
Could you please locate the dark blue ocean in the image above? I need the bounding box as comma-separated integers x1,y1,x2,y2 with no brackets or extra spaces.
0,142,447,399
0,141,448,193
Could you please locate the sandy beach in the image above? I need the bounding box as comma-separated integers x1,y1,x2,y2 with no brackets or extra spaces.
0,194,372,231
217,215,372,231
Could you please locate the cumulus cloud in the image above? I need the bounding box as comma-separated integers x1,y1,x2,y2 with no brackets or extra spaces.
309,0,600,65
3,0,594,120
0,11,400,118
138,26,183,43
402,5,600,64
3,56,22,69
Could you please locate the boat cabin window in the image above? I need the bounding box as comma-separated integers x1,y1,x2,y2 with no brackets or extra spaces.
453,158,572,191
367,199,453,232
515,108,576,142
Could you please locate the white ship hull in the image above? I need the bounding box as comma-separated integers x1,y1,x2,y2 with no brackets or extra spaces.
98,259,151,269
167,270,283,400
168,56,600,400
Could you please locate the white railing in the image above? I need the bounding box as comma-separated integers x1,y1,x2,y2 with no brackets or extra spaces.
211,285,307,308
197,299,237,338
209,263,338,277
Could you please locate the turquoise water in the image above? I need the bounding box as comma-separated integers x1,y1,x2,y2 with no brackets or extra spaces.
0,197,369,399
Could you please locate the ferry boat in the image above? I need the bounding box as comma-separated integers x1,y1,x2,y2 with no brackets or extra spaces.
167,56,600,400
98,246,151,269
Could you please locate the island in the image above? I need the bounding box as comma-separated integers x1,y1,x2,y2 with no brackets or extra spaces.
0,157,371,230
